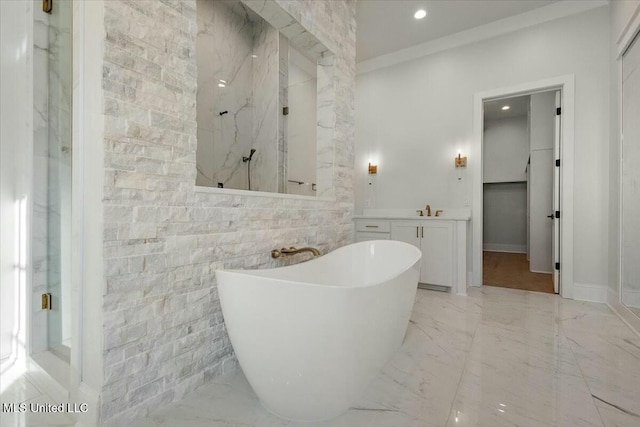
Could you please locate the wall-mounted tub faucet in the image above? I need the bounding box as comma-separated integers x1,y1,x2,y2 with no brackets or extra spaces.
271,246,321,258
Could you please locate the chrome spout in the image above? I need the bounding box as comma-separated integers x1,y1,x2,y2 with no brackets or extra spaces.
271,246,321,258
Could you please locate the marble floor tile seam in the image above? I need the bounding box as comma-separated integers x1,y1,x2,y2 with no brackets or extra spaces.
560,322,640,405
571,370,640,418
442,317,481,426
593,398,640,427
560,327,632,427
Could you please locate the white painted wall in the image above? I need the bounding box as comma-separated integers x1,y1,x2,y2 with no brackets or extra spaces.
483,183,527,253
355,7,610,289
483,116,529,183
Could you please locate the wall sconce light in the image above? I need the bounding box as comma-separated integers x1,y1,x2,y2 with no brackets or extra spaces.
368,162,378,174
455,153,467,168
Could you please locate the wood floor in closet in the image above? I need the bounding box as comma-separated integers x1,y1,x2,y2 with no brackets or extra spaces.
483,251,554,294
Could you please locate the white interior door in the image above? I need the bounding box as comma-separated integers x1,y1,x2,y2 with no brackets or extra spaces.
529,91,557,276
529,149,553,273
552,91,561,293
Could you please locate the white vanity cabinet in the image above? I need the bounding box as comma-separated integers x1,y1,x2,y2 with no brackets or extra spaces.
354,213,469,295
354,219,391,241
391,221,454,288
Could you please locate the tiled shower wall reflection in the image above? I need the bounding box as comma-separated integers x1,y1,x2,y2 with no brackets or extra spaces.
195,0,279,192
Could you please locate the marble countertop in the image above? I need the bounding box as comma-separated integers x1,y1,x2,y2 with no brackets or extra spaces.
354,208,471,221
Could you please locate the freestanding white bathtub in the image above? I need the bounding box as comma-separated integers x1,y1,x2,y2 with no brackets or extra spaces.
216,240,421,422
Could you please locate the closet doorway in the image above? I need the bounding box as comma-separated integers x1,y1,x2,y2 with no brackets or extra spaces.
481,91,560,294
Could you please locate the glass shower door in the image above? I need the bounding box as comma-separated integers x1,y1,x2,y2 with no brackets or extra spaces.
32,0,73,361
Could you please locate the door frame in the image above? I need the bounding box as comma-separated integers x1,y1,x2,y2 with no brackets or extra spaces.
553,91,561,293
471,75,575,299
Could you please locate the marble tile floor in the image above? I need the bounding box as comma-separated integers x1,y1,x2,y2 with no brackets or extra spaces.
133,286,640,427
0,365,75,427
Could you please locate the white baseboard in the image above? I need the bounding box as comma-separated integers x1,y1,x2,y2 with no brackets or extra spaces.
607,286,618,306
621,288,640,308
606,286,640,337
483,244,526,253
75,381,102,427
467,272,474,286
572,283,608,303
609,286,640,337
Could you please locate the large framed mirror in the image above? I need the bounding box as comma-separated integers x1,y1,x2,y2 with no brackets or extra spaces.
195,0,335,197
621,29,640,318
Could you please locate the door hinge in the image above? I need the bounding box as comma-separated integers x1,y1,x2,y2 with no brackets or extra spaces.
556,107,561,115
555,210,560,219
555,262,560,271
43,0,53,14
283,106,289,116
41,293,52,310
556,159,560,167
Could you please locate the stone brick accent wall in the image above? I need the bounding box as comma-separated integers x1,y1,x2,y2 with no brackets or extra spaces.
100,0,356,424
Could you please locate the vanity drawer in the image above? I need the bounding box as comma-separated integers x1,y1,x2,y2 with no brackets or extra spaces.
355,219,390,233
355,232,390,242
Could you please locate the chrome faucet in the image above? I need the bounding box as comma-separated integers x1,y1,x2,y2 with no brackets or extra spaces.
271,246,321,258
425,204,431,217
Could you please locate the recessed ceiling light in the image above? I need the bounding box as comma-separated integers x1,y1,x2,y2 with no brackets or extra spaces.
218,83,226,88
219,79,227,84
501,105,510,111
414,9,427,20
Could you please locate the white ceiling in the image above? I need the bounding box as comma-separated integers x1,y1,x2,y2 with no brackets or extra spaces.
356,0,559,62
484,95,530,121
